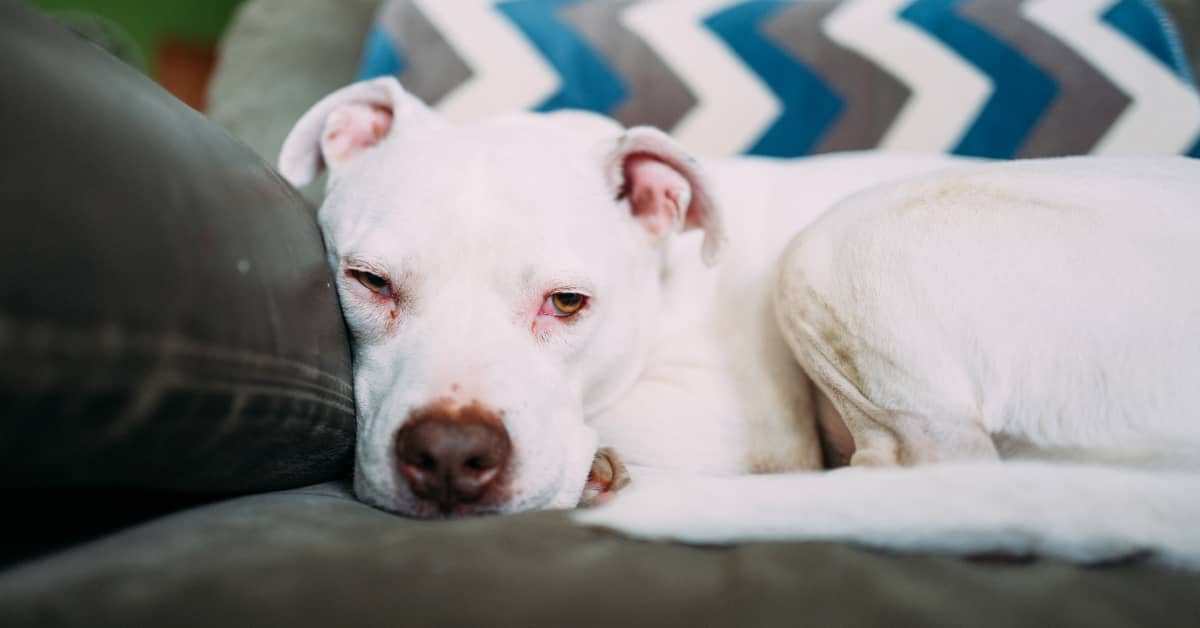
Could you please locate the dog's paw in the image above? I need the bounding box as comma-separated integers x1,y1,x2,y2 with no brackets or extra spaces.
577,447,632,508
573,469,735,543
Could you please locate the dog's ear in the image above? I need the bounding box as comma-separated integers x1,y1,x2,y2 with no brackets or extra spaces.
605,127,725,266
278,77,440,187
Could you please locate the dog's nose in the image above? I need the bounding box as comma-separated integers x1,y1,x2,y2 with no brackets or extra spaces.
394,401,511,512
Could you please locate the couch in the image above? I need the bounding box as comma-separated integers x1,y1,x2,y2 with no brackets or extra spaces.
3,1,1200,626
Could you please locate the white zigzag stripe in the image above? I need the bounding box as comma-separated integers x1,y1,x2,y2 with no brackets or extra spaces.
824,0,992,152
414,0,557,121
622,0,780,156
1023,0,1200,154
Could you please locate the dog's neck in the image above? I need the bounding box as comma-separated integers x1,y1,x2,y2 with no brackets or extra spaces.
587,224,825,475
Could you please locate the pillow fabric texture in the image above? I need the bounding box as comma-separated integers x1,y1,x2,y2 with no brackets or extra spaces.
359,0,1200,159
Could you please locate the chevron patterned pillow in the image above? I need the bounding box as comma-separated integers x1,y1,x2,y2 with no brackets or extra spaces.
357,0,1200,160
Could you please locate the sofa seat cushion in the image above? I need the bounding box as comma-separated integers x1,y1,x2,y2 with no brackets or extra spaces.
2,483,1198,627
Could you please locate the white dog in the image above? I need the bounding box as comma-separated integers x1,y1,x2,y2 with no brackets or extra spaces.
279,77,1200,568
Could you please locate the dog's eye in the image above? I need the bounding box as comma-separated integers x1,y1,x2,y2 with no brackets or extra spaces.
350,269,391,296
548,292,587,317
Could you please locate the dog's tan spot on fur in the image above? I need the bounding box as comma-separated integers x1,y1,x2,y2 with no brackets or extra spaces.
899,173,1080,218
823,330,862,390
805,289,866,392
407,397,504,425
379,307,403,337
899,176,976,213
747,453,802,474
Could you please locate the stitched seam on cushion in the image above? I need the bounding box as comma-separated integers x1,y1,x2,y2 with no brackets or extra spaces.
144,380,357,416
1,346,356,407
3,374,356,436
0,315,353,395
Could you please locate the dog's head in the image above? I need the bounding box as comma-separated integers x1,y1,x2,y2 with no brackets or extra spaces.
279,77,724,517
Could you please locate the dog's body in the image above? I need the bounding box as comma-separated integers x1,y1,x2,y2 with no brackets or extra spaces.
588,152,972,476
583,156,1200,569
280,77,1200,567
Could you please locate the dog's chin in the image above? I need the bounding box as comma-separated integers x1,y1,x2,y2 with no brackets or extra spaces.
353,469,585,519
357,492,558,519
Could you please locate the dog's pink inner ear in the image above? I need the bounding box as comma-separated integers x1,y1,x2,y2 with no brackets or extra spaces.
622,154,695,237
320,103,394,168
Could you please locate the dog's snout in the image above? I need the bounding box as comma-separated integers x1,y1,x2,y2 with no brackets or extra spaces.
395,400,511,512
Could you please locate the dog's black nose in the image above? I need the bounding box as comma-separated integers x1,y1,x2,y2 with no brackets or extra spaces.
394,400,511,512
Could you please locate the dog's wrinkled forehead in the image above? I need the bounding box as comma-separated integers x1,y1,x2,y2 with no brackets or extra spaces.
280,78,725,268
321,117,621,264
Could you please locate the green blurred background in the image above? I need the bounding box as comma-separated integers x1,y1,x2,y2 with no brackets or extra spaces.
27,0,242,60
24,0,247,109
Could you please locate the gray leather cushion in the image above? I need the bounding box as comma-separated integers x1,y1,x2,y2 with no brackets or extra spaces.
2,484,1198,627
0,2,354,495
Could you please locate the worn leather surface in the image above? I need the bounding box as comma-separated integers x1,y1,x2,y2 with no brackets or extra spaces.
1,483,1198,628
0,1,354,494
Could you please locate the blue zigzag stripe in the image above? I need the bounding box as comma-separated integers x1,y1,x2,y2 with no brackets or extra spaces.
497,0,627,114
704,1,842,157
902,0,1058,159
1103,0,1196,86
358,25,405,80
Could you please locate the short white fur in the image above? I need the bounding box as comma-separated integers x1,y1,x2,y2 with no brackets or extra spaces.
281,77,1200,568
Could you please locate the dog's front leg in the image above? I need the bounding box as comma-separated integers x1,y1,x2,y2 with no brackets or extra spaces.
574,461,1200,569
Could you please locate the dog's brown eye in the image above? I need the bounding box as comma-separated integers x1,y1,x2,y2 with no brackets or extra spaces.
351,269,391,296
550,292,586,316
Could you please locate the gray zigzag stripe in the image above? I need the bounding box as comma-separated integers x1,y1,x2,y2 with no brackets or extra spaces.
560,0,696,131
962,0,1128,157
384,0,472,107
766,1,910,153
